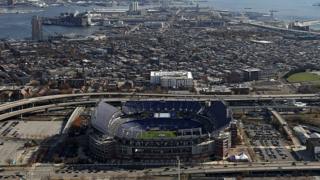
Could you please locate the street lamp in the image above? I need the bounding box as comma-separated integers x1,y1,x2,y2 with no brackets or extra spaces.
177,156,180,180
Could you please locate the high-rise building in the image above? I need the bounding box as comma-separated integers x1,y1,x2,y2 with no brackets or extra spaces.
230,120,238,147
214,132,231,159
31,16,43,41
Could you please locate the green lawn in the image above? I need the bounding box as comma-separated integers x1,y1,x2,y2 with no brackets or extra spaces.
138,131,176,139
287,72,320,83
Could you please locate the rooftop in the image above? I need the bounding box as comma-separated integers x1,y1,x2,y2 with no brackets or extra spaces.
151,71,193,79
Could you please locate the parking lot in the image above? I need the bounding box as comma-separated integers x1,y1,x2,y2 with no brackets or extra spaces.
244,123,294,162
0,139,25,165
0,120,64,139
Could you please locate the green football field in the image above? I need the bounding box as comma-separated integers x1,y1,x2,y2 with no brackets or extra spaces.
138,131,176,139
287,72,320,83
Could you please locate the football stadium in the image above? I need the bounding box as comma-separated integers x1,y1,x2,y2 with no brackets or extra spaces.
88,100,233,165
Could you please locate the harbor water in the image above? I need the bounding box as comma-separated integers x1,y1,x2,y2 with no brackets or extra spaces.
0,0,320,39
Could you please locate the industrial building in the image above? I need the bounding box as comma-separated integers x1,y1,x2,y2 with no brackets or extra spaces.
150,71,193,89
88,100,232,164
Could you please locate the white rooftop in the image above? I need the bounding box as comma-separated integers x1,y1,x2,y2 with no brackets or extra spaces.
151,71,193,79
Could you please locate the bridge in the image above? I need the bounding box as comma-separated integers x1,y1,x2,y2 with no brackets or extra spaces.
247,22,320,36
0,92,319,121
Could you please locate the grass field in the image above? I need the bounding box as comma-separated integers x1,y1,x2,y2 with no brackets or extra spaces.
138,131,176,139
287,72,320,83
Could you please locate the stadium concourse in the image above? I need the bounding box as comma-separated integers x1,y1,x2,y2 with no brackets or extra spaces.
88,100,234,166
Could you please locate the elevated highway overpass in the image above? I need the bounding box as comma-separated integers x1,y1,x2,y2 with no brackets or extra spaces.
2,99,319,121
0,93,319,121
4,161,320,179
1,92,319,111
146,161,320,176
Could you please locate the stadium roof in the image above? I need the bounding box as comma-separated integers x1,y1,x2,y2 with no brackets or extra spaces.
92,101,120,134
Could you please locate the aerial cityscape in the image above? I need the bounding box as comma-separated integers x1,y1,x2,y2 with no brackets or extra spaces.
1,0,320,179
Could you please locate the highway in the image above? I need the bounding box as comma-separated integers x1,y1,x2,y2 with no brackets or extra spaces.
146,161,320,176
0,101,97,121
0,93,319,121
1,99,318,122
3,161,320,179
125,23,141,35
0,92,318,112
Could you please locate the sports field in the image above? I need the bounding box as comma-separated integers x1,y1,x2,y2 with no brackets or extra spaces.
138,131,176,139
287,72,320,83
